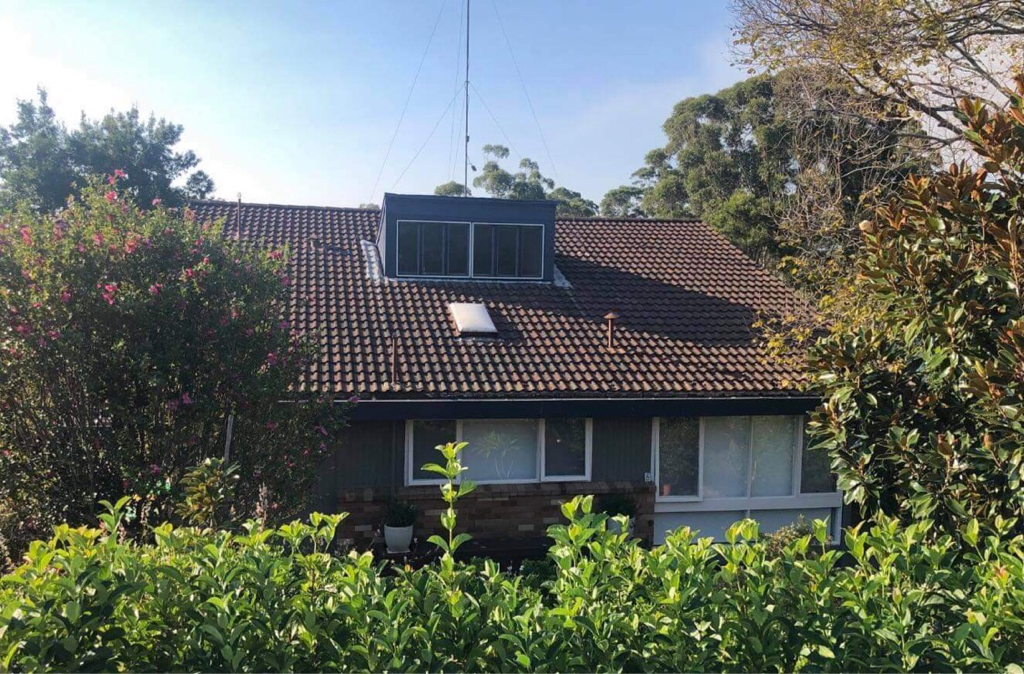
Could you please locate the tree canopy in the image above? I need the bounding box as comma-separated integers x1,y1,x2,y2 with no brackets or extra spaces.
733,0,1024,155
603,71,929,267
0,90,214,212
435,144,598,217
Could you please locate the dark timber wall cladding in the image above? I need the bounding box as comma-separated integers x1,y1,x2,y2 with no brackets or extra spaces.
312,421,403,511
591,418,652,482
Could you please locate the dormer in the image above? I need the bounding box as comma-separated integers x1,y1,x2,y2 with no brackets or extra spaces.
376,193,557,282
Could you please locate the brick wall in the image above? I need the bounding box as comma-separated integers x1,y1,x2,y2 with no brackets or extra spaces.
337,481,655,546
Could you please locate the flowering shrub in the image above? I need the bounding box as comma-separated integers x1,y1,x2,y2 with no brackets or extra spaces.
0,177,342,561
1,496,1022,672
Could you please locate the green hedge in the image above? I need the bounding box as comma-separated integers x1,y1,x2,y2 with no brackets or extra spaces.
1,497,1023,672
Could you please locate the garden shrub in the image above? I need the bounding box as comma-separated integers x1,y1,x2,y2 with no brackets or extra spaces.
1,495,1022,672
0,178,344,557
808,78,1024,534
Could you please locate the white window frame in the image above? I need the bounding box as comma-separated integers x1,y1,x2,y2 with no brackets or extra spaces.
650,417,702,502
540,418,592,482
393,220,545,281
652,416,844,537
395,219,473,279
405,418,592,486
471,222,545,280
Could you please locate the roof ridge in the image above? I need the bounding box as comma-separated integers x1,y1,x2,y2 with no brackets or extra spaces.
197,199,379,214
556,216,703,224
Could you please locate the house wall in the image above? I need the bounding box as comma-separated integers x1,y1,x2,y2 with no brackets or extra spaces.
315,414,845,546
317,418,656,544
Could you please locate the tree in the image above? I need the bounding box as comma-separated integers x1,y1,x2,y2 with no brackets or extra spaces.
0,90,78,212
435,143,597,217
547,186,598,218
599,185,646,217
433,181,470,197
733,0,1024,155
807,79,1024,535
606,71,930,268
0,90,215,211
0,176,341,555
603,75,793,262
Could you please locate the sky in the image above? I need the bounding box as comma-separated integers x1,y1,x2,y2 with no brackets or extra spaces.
0,1,744,209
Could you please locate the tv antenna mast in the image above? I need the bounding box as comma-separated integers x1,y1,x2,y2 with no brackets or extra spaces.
463,0,470,195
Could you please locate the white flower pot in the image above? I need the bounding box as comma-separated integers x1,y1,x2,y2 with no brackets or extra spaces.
384,524,414,553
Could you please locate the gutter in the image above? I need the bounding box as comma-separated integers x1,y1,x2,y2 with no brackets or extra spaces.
332,395,820,421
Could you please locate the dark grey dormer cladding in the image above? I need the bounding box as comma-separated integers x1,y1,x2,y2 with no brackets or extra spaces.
377,193,558,282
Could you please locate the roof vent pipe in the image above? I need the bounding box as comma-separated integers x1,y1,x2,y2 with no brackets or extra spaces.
604,311,620,349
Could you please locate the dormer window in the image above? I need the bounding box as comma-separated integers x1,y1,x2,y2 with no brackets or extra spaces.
473,223,543,279
379,193,556,282
397,221,470,277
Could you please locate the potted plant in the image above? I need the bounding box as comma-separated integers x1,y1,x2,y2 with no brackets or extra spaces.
383,500,417,553
596,493,637,535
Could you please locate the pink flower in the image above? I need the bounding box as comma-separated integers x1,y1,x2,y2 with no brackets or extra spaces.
125,237,138,254
101,283,118,305
20,227,31,246
266,421,278,431
149,283,163,295
46,330,60,340
114,169,127,178
92,232,104,246
14,324,31,336
152,198,162,206
149,463,161,475
181,392,192,405
61,288,71,303
268,250,283,260
105,191,117,203
316,424,328,437
348,395,360,404
266,351,278,366
77,243,87,253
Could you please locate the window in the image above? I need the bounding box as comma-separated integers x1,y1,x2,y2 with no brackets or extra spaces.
472,223,544,279
543,418,591,481
406,419,457,484
396,221,470,277
462,419,539,482
655,415,836,502
655,417,699,498
405,418,592,485
800,423,836,493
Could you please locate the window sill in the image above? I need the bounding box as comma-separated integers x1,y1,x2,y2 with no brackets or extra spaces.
654,492,843,513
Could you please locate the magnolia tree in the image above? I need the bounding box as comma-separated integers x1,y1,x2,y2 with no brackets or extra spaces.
808,77,1024,534
0,176,342,556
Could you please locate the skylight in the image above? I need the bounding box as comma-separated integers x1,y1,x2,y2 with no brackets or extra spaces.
449,302,497,335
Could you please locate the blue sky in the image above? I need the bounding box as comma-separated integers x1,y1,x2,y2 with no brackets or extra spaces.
0,1,742,208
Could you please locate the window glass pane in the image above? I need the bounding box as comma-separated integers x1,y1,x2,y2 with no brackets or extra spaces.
495,226,518,276
411,419,456,481
703,416,750,498
544,418,586,477
420,222,445,275
447,223,469,275
473,224,494,276
397,222,419,275
750,416,796,496
801,424,836,493
518,226,543,277
462,419,538,482
658,417,699,497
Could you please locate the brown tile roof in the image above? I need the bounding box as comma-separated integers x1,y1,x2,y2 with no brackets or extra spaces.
191,200,808,400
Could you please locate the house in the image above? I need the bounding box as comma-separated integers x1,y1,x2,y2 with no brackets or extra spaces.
192,193,841,544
